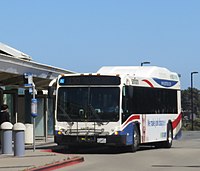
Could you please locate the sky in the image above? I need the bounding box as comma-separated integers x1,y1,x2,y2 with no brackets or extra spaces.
1,0,200,90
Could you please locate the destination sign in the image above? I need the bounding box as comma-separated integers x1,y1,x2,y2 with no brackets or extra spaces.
59,75,121,85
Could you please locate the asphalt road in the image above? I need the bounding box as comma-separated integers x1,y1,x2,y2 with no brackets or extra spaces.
57,131,200,171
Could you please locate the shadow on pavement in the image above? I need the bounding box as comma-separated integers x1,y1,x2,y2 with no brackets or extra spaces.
51,145,156,155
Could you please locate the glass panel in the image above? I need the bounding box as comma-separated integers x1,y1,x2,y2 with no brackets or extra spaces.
122,86,178,115
3,94,13,122
57,87,120,122
35,98,44,136
57,87,88,121
48,98,54,135
89,87,119,121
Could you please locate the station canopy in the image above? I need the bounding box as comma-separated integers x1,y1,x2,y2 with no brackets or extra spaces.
0,42,75,90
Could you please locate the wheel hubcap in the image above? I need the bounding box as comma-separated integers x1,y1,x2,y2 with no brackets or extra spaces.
168,130,172,143
134,130,139,146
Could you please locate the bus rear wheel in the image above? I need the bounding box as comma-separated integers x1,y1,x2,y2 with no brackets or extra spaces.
154,123,173,148
154,123,173,149
163,123,173,148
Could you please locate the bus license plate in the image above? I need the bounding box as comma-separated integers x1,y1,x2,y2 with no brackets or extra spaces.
97,138,106,143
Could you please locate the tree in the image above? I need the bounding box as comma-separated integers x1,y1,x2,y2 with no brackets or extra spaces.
181,88,200,130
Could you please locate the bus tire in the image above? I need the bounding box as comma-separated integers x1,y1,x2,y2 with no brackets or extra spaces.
130,125,140,152
163,123,173,148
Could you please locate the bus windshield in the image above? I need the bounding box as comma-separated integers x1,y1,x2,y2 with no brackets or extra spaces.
57,87,120,122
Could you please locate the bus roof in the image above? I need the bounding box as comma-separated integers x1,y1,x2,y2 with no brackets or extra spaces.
97,66,179,81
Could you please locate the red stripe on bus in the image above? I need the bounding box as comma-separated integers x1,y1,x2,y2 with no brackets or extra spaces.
123,115,140,127
172,113,182,129
142,79,154,88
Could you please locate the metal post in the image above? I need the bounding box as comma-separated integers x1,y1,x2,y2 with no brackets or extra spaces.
15,112,18,123
23,73,37,152
33,118,36,151
141,61,150,66
45,98,48,142
33,84,36,152
191,72,198,131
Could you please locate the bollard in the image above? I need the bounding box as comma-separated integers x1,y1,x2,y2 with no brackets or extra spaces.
13,123,26,157
0,122,13,154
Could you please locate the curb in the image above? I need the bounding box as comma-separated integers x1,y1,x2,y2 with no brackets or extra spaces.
26,156,84,171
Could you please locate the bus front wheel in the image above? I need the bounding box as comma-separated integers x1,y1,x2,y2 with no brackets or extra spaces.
130,125,140,152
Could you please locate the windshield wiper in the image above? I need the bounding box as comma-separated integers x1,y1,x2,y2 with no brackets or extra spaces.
58,105,74,126
88,104,103,126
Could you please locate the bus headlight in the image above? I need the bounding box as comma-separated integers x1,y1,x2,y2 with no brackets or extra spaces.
57,129,65,135
114,131,119,135
58,131,62,135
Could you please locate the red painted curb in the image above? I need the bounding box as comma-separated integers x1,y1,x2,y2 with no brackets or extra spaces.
26,156,84,171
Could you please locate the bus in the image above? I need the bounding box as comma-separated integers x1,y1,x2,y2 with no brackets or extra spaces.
53,66,182,152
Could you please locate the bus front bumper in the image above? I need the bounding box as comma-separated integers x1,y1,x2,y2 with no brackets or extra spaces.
55,134,128,146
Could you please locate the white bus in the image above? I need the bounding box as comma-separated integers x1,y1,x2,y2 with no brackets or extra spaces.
53,66,181,152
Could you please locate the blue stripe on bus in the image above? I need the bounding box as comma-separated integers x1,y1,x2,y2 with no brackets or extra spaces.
153,78,178,87
118,122,135,145
174,129,182,140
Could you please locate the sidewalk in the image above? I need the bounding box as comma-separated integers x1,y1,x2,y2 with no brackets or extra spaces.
0,138,84,171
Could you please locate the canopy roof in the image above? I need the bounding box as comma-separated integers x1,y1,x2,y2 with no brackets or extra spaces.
0,43,75,90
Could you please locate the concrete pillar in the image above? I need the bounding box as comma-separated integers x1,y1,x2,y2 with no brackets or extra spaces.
13,123,26,157
0,122,13,154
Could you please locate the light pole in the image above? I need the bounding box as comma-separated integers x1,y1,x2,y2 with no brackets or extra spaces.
141,61,150,66
191,71,198,131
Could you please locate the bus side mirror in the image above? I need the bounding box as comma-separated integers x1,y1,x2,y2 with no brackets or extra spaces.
48,86,55,98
